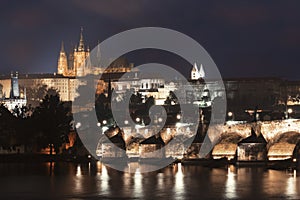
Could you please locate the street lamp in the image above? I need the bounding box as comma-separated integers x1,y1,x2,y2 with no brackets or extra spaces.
158,117,163,123
287,108,293,119
227,111,234,121
136,117,141,123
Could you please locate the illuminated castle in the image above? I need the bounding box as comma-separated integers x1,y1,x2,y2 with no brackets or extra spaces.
57,28,91,77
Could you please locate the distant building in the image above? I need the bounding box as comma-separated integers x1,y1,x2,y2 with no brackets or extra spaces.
237,129,267,162
57,27,91,77
1,72,27,112
57,28,133,77
0,73,78,107
2,28,300,121
190,62,205,80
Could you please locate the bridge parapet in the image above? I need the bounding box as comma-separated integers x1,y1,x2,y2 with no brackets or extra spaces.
260,119,300,144
208,123,252,144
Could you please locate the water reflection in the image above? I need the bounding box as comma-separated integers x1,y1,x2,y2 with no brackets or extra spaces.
174,163,185,200
0,162,299,199
75,164,83,193
225,166,237,199
134,168,143,198
76,164,82,176
157,173,164,189
99,162,109,195
285,170,297,198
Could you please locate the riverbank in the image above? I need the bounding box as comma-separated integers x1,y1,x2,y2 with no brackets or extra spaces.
0,154,95,163
0,154,298,170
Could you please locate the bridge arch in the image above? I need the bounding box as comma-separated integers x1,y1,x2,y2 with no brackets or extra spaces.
260,119,300,144
210,122,252,160
267,131,300,161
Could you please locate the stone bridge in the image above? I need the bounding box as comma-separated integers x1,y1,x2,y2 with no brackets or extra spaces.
207,119,300,160
208,119,300,144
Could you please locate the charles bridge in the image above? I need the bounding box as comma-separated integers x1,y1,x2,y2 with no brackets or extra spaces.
207,119,300,161
100,118,300,162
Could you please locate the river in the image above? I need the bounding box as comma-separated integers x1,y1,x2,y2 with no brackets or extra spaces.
0,162,299,199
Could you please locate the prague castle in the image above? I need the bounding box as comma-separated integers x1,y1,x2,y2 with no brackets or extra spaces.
1,28,300,119
0,28,93,107
57,28,91,77
0,28,133,108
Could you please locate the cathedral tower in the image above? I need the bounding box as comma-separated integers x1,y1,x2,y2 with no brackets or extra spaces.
191,62,200,80
191,62,205,80
73,27,90,77
57,41,68,76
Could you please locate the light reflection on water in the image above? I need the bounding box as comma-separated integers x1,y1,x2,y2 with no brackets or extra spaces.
225,165,237,199
174,163,185,200
0,162,299,199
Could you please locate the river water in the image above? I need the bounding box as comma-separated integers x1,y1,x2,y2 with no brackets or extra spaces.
0,162,299,199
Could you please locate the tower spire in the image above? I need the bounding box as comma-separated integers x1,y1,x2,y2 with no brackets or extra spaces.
78,27,85,52
57,41,68,75
96,40,101,67
199,64,205,78
60,41,65,52
191,62,200,80
193,62,199,72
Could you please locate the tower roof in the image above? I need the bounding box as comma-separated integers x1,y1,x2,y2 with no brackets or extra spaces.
199,64,205,78
60,41,65,52
192,62,199,72
78,27,85,52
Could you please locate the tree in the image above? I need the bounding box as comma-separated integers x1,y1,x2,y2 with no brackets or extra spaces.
33,91,72,155
95,92,113,122
0,104,16,149
130,92,143,106
145,96,155,110
164,91,178,105
26,84,48,107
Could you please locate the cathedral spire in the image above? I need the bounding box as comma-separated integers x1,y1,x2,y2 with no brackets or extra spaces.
60,41,65,53
57,41,68,75
199,64,205,78
192,62,199,72
96,40,101,67
78,27,85,52
191,62,200,80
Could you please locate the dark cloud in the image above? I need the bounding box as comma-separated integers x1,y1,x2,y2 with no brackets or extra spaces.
71,0,144,20
0,0,300,79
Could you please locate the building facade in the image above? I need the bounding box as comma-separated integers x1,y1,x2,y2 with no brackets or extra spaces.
57,28,91,77
1,29,300,119
0,72,27,111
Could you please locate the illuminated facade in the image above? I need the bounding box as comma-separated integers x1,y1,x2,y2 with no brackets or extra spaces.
1,28,300,119
190,62,205,80
0,72,27,111
0,73,78,107
57,28,91,77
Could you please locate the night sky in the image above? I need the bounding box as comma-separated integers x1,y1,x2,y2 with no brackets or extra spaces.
1,0,300,79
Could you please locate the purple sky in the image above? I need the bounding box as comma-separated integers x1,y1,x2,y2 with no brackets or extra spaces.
1,0,300,79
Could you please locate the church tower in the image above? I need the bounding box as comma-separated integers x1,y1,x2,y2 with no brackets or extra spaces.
73,27,90,77
191,62,205,80
10,72,20,98
191,62,200,80
57,41,68,76
199,64,205,78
